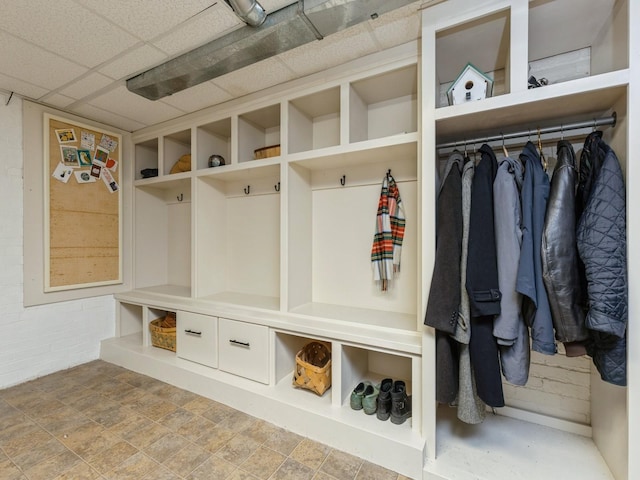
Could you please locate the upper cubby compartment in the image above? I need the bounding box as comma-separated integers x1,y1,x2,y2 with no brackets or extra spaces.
238,104,281,164
134,138,158,181
349,64,418,143
163,129,192,176
288,87,341,155
196,118,231,171
435,8,511,108
528,0,628,86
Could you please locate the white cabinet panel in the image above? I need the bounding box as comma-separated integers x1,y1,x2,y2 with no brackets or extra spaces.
218,318,269,384
177,311,218,368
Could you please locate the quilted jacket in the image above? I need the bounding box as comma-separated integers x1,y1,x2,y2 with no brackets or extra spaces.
576,135,627,386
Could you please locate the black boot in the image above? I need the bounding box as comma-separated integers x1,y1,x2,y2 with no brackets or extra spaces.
390,380,412,425
376,378,393,421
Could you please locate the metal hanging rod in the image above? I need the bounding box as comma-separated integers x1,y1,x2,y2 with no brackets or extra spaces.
436,112,617,150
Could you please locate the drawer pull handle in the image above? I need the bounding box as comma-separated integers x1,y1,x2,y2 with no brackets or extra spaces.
185,329,202,336
229,339,250,348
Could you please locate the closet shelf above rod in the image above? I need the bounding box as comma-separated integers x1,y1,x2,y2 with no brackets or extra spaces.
436,112,617,150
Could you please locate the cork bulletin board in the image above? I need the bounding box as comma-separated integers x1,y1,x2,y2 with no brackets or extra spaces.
44,113,122,291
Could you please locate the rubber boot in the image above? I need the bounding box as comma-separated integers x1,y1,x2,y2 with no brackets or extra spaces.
390,380,412,425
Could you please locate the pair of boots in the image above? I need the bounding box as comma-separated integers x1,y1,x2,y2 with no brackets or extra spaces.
376,379,412,425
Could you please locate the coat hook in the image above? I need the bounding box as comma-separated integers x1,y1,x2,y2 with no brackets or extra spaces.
244,185,250,195
177,193,183,202
274,181,280,192
5,91,14,106
387,169,391,177
340,175,346,186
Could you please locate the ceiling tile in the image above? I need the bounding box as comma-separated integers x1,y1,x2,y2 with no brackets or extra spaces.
75,0,218,42
99,45,168,80
161,81,234,113
41,93,76,109
0,31,87,91
279,23,379,78
0,0,138,68
212,57,296,98
71,103,147,132
0,72,49,100
58,73,114,100
369,4,421,50
88,85,186,126
152,4,241,56
259,0,297,12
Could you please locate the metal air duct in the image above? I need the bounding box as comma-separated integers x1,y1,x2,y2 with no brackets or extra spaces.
127,0,417,101
225,0,267,27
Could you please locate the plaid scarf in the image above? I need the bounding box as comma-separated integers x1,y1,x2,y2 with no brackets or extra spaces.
371,173,406,291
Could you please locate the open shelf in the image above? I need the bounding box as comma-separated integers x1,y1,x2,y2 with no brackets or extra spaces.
134,137,158,180
163,129,191,176
134,178,191,295
237,104,281,164
288,87,341,154
196,118,231,171
349,64,418,143
194,164,280,309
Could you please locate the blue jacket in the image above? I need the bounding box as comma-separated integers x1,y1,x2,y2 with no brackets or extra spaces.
516,142,556,355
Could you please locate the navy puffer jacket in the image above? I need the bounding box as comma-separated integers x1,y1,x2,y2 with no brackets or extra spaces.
576,135,627,386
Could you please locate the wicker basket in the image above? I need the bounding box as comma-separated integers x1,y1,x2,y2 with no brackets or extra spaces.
292,341,331,396
254,144,281,160
149,312,176,352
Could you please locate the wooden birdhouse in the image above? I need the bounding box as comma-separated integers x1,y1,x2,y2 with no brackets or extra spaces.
446,63,494,106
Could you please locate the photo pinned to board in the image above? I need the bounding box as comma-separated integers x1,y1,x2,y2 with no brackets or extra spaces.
77,149,92,167
92,146,109,167
81,131,95,151
74,170,96,184
60,145,79,166
106,157,118,172
52,162,73,183
99,134,118,152
55,128,76,144
101,166,119,193
90,164,102,178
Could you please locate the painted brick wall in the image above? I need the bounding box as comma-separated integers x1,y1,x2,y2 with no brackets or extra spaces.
0,93,115,389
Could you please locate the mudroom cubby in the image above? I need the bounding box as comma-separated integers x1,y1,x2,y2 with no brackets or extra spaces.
237,103,281,163
288,86,341,154
285,141,418,332
134,178,192,297
162,128,192,175
134,137,158,180
194,164,281,310
349,63,418,143
195,117,231,171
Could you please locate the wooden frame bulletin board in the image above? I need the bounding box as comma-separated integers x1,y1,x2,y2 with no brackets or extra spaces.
44,113,122,291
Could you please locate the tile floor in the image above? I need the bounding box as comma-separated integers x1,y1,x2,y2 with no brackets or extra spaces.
0,360,410,480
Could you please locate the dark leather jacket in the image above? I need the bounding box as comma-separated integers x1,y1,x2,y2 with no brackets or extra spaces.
541,141,588,346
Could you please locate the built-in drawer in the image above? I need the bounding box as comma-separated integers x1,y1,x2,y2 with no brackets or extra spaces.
218,318,269,384
176,311,218,368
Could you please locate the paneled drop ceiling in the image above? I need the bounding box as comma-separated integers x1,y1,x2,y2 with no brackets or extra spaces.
0,0,426,132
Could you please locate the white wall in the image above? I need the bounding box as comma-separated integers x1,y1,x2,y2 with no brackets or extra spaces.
0,93,115,389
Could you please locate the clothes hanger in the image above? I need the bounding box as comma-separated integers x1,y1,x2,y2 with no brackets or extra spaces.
502,133,509,158
537,127,547,171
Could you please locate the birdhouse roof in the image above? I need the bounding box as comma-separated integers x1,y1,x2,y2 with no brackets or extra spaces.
446,62,494,94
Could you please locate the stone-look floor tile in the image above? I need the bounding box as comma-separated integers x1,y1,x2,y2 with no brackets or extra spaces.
187,455,236,480
147,382,199,406
290,439,332,470
8,393,66,419
0,457,27,480
139,464,183,480
271,457,316,480
49,384,94,406
263,427,304,456
54,461,102,479
217,410,257,433
313,472,338,480
122,421,171,450
116,386,149,407
10,436,67,471
227,468,262,480
65,392,104,412
144,432,191,463
396,476,412,480
239,446,286,480
181,395,219,416
57,421,104,452
81,373,117,391
240,419,279,444
83,402,136,429
355,461,398,480
320,450,363,480
0,419,41,445
201,401,235,424
129,393,178,421
24,450,82,480
85,440,139,474
107,413,152,439
198,424,237,453
162,442,211,477
103,451,158,480
90,377,132,397
177,416,218,443
158,407,196,431
116,370,155,388
1,425,53,458
36,406,92,436
63,427,119,460
215,433,261,465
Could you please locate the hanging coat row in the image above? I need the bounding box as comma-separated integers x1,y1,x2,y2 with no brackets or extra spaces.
425,131,628,425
